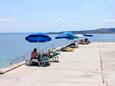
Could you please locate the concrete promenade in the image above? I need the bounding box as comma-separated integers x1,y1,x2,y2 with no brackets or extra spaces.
0,42,115,86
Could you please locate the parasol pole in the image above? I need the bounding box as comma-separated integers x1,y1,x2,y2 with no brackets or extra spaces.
51,39,54,52
37,41,39,51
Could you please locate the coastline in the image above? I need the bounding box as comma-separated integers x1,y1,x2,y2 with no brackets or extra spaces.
0,61,25,74
0,43,71,74
0,42,115,86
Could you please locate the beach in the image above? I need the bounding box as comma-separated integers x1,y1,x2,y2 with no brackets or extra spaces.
0,42,115,86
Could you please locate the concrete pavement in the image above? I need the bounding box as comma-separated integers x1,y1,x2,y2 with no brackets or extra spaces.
1,42,115,86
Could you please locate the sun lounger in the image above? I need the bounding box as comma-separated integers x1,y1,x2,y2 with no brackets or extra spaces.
49,51,60,62
61,47,75,52
25,56,50,66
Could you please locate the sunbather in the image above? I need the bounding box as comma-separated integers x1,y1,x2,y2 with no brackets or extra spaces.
84,38,90,44
26,48,50,66
31,48,41,61
69,41,79,48
79,39,84,44
45,49,60,62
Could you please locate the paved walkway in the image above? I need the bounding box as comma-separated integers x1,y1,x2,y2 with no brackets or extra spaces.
0,43,109,86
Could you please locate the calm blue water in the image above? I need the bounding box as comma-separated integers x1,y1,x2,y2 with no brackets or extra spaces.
0,33,115,68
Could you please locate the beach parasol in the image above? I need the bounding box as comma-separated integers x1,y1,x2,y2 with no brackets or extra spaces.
83,34,93,37
55,32,77,40
25,32,52,50
55,32,77,46
75,34,86,39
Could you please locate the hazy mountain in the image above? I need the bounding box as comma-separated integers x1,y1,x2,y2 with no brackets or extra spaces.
48,28,115,34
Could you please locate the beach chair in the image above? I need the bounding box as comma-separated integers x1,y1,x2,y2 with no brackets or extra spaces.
68,41,79,48
25,59,40,66
39,56,51,66
61,47,75,52
25,56,50,66
49,51,60,62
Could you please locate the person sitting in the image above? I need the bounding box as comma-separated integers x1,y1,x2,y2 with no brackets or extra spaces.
31,48,39,60
84,38,90,44
26,48,50,66
79,39,84,44
42,49,51,57
74,41,79,48
46,49,52,57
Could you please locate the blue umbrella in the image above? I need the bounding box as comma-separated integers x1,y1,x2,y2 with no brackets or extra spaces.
25,33,51,42
55,34,70,39
55,32,77,40
83,34,93,37
25,33,52,50
76,34,85,39
55,32,77,46
62,32,74,35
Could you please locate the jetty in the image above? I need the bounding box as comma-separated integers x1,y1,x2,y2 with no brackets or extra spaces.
0,42,115,86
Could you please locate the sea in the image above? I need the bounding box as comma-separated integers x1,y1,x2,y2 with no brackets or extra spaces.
0,33,115,68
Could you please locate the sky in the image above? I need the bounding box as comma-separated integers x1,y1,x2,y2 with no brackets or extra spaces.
0,0,115,32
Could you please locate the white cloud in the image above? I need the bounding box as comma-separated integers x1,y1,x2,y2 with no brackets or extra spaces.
102,19,115,22
0,16,15,22
107,0,113,3
54,18,63,22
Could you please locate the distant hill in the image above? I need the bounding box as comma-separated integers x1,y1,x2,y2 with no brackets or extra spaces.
48,28,115,34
